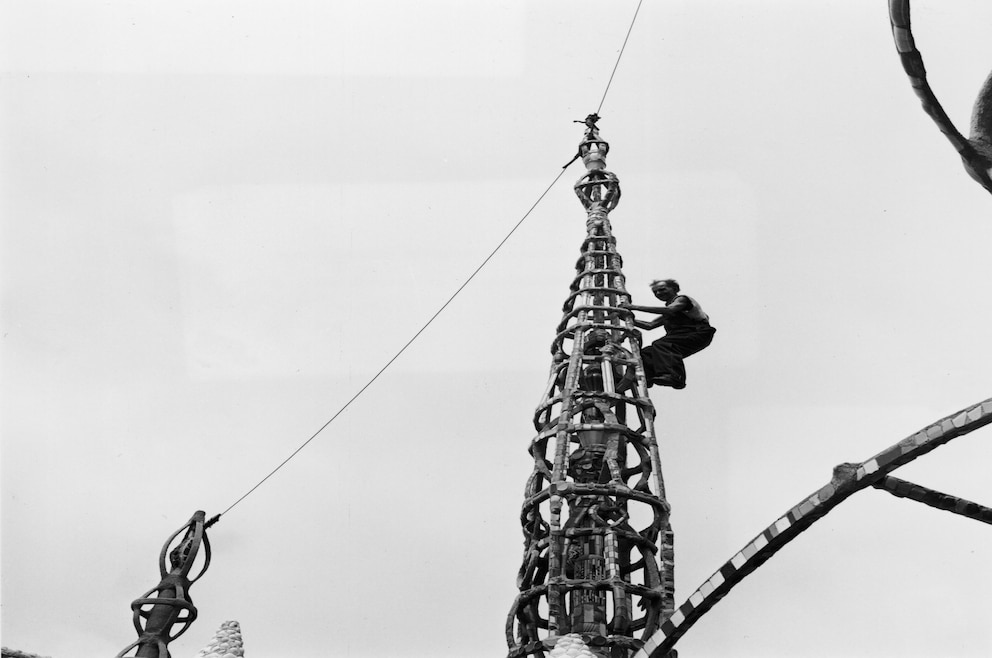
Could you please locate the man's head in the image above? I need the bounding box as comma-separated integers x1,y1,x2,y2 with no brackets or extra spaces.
650,279,679,302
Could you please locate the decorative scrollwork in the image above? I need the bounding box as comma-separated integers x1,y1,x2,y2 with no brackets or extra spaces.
117,511,214,658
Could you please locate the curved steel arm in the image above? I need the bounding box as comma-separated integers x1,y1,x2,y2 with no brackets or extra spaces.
888,0,992,194
874,475,992,524
634,397,992,658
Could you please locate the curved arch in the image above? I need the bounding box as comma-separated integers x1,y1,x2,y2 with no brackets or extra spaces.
888,0,992,194
633,397,992,658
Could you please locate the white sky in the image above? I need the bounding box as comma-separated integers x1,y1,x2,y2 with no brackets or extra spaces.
2,1,991,657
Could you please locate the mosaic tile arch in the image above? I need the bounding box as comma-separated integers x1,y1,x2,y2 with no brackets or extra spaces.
633,397,992,658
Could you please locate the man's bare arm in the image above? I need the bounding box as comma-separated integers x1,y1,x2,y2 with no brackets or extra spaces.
633,317,665,331
625,304,667,313
624,296,689,315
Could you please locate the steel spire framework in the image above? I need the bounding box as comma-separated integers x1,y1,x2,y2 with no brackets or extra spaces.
506,119,674,658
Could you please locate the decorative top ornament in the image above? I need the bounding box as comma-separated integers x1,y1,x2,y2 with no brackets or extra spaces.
572,115,620,213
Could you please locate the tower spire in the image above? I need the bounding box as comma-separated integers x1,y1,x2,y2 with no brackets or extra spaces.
506,121,674,658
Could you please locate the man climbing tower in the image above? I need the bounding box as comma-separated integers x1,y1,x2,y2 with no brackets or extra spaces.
624,279,715,389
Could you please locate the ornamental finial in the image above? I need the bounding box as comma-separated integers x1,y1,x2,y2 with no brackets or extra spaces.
572,118,620,212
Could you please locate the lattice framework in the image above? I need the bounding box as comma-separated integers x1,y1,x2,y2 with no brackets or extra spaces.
507,120,673,658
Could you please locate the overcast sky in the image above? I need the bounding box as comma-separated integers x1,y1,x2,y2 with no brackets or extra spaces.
2,2,991,657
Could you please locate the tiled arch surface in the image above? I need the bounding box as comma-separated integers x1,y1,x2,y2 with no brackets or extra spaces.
634,397,992,658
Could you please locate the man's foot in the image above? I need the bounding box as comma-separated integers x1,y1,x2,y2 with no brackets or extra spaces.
615,368,637,392
652,375,686,390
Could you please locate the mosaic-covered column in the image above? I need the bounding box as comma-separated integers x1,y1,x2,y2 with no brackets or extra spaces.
506,118,673,658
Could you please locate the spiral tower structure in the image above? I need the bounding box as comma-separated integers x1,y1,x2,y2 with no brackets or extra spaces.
506,121,674,658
